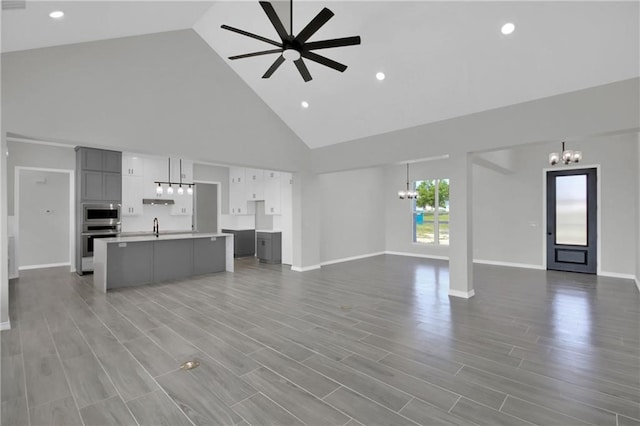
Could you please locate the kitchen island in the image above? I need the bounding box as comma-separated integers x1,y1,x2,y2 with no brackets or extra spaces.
93,232,233,293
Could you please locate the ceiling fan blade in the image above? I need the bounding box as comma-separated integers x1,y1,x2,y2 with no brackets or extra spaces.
221,24,282,48
295,7,334,43
262,55,286,78
294,58,312,82
259,1,290,41
301,51,347,72
229,49,282,60
305,36,361,51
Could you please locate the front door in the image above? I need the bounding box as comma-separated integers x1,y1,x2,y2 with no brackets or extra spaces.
546,168,597,274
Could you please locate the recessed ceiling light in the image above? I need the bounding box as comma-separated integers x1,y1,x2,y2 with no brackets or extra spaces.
501,23,515,35
301,101,309,109
376,72,386,81
49,10,65,19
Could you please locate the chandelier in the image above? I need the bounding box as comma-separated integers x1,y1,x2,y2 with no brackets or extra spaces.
549,142,582,166
398,163,418,199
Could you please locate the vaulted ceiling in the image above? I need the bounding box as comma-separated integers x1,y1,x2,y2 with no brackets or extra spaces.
3,1,639,150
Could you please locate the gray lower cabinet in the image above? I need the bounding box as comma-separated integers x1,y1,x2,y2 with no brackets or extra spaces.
153,239,194,282
257,232,281,264
193,237,226,275
221,229,255,257
107,241,153,289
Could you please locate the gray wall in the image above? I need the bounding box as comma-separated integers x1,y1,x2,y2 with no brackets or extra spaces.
6,141,75,215
384,158,453,258
2,30,310,173
472,133,638,275
312,78,640,173
18,170,70,267
318,167,386,263
255,201,273,231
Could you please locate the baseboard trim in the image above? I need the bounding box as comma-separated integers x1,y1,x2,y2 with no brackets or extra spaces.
598,271,636,280
384,251,449,261
473,259,545,270
321,252,385,266
0,321,11,331
291,265,321,272
636,276,640,293
449,289,475,299
19,262,70,271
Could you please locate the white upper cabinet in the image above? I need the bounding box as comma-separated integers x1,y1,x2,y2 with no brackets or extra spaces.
245,168,264,201
229,167,245,185
264,171,282,215
122,154,144,176
122,175,144,216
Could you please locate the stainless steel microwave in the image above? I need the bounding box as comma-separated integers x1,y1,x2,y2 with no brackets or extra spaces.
83,203,121,224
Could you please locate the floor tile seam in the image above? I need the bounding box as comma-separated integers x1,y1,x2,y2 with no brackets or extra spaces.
521,366,640,399
301,329,392,362
397,396,415,413
454,395,539,426
302,354,423,409
512,346,640,376
459,365,627,420
42,314,86,426
321,381,422,426
500,393,601,426
503,359,640,410
67,304,156,425
16,320,32,426
447,396,462,413
237,390,310,426
344,354,497,410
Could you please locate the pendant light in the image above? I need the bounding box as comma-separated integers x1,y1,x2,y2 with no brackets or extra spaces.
549,142,582,165
153,158,196,196
398,163,418,199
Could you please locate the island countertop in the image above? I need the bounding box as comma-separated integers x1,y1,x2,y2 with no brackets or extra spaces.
98,232,232,244
93,232,233,293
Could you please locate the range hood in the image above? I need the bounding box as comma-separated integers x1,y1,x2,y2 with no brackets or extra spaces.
143,198,175,205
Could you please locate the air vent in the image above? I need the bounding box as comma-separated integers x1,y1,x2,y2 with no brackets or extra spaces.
143,198,175,205
2,0,26,10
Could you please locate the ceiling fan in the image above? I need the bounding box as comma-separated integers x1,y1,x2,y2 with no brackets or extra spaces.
221,0,361,82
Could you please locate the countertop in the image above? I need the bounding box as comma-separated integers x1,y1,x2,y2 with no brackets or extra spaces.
97,232,232,244
256,229,282,233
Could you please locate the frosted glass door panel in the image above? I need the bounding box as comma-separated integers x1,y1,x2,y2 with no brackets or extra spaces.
555,175,587,246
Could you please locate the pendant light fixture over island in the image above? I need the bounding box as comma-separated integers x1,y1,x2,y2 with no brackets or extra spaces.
155,158,195,196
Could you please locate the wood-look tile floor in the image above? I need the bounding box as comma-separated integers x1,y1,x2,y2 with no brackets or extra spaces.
2,255,639,426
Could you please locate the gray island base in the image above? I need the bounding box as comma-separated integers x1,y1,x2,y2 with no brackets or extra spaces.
93,233,234,293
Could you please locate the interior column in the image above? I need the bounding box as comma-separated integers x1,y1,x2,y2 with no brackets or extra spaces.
448,152,475,298
291,171,321,271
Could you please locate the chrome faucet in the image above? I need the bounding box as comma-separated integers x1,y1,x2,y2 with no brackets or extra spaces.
153,217,159,237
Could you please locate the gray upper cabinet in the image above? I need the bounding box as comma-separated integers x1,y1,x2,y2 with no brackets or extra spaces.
76,147,122,202
103,173,122,202
102,151,122,173
82,171,104,201
83,148,104,171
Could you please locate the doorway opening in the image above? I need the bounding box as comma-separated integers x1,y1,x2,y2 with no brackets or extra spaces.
193,181,221,233
546,167,597,274
15,167,75,272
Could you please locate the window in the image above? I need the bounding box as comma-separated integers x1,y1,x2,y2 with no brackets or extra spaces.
413,178,449,245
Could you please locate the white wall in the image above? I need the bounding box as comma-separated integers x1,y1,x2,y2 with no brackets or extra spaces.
312,78,640,173
637,134,640,288
17,170,70,267
7,141,74,215
473,133,639,276
120,205,192,233
318,167,386,264
385,158,452,258
2,30,310,173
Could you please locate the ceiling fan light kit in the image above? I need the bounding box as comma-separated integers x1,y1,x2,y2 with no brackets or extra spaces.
222,0,361,82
